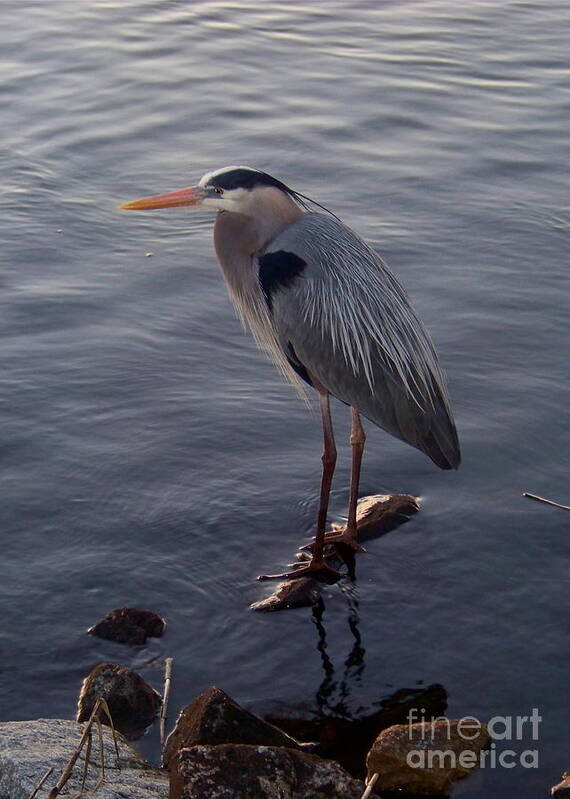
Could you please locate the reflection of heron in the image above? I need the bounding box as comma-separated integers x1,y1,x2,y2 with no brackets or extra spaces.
121,166,460,581
313,586,366,719
309,591,448,780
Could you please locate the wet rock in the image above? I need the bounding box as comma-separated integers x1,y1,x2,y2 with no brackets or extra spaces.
250,576,321,611
87,606,166,645
77,662,161,740
174,743,365,799
164,686,303,796
366,719,490,794
552,772,570,797
351,493,420,539
0,718,168,799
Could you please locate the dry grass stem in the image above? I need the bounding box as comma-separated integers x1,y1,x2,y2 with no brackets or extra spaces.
27,767,53,799
48,697,120,799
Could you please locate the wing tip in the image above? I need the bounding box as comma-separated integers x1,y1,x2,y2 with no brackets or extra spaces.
424,429,461,470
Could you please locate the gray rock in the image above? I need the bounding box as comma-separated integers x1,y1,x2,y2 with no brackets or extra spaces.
366,719,490,795
175,743,365,799
77,662,161,740
552,772,570,797
0,718,168,799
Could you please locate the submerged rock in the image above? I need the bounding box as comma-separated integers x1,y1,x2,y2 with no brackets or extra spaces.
164,686,303,797
174,743,365,799
0,718,168,799
366,718,490,794
260,683,448,780
77,663,161,740
87,606,166,645
552,772,570,797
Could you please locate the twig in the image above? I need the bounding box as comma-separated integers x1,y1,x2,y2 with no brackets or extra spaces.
93,717,106,794
160,657,173,746
27,767,53,799
48,706,98,798
76,728,92,798
99,697,121,767
523,492,570,511
361,772,379,799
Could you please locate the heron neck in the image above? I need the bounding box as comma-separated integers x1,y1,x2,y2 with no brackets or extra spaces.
214,190,302,257
213,193,302,335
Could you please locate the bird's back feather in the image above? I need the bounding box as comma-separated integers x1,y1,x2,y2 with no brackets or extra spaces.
258,213,460,469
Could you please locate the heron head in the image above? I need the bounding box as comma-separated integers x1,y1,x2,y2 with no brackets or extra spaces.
119,166,295,216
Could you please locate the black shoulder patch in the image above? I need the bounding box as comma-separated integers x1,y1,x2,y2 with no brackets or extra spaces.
258,250,307,311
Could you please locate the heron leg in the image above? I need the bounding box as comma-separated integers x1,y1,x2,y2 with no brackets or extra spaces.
314,389,337,561
299,406,366,555
346,406,366,542
258,390,342,584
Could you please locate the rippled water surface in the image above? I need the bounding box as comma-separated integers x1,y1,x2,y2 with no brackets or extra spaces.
1,2,568,796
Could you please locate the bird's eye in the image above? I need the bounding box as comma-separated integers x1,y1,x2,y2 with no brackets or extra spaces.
213,187,224,195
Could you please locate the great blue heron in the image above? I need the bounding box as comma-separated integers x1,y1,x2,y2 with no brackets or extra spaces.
120,166,460,583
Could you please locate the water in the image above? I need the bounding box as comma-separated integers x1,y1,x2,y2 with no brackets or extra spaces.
1,1,568,796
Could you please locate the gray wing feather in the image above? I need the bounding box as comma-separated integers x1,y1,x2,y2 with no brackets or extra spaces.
261,213,460,469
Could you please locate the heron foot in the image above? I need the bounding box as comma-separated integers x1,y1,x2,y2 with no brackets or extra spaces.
257,559,342,585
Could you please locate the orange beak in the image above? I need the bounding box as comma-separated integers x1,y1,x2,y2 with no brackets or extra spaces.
119,186,202,211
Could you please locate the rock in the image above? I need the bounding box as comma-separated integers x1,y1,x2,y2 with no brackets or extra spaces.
163,686,301,761
0,718,168,799
77,663,161,740
552,772,570,797
174,743,365,799
366,718,490,794
351,493,420,539
250,576,321,611
164,686,304,797
87,606,166,645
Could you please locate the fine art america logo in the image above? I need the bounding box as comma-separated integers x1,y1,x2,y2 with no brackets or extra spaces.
406,708,541,769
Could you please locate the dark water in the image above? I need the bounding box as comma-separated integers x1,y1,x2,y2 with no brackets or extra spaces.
1,1,568,796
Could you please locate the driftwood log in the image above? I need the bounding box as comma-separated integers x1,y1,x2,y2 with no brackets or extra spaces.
251,493,419,612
